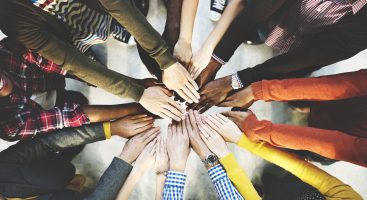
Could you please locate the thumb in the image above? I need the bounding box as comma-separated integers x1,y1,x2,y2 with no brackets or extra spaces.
221,111,236,118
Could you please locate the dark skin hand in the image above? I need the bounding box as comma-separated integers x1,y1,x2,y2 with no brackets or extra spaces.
219,86,255,109
195,62,222,88
191,75,233,113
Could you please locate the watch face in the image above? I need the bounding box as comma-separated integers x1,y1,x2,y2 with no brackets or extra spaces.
207,154,218,164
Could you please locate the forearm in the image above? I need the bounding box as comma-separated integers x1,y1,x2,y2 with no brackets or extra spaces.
163,0,183,47
251,69,367,102
242,113,367,167
236,136,363,199
86,157,133,200
178,0,199,44
202,0,246,53
82,103,146,122
99,0,176,70
219,153,260,200
115,167,145,200
155,174,166,200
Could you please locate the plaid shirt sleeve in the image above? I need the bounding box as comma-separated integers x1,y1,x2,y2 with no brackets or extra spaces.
208,165,244,200
163,171,187,200
19,103,90,140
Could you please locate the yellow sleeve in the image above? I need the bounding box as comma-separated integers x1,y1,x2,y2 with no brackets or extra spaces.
236,135,362,200
220,153,261,200
103,122,112,139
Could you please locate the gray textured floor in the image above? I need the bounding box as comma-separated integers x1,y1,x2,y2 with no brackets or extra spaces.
0,0,367,199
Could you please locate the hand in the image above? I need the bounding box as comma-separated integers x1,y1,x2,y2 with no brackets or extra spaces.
111,114,154,138
155,135,169,173
195,58,222,88
132,78,163,88
185,110,211,160
202,114,242,143
134,139,157,173
192,76,232,113
222,110,252,133
166,121,190,172
174,39,192,67
119,127,160,164
219,86,255,108
139,86,185,121
162,62,200,104
198,124,230,159
189,47,213,79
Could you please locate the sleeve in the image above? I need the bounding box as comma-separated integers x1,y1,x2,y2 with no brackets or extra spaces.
163,171,187,200
98,0,177,70
0,3,145,101
208,164,244,200
251,69,367,102
19,103,90,139
85,157,133,200
240,113,367,167
236,135,363,199
219,153,261,200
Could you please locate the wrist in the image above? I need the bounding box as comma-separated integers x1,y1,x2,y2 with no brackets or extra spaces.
223,76,233,92
178,36,192,44
216,150,231,159
118,153,134,164
169,161,186,172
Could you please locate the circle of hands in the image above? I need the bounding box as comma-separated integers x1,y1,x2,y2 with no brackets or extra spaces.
119,109,253,180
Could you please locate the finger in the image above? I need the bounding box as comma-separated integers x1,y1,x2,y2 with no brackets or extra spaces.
182,117,188,136
134,123,154,133
181,86,199,104
143,127,160,144
162,107,181,121
130,114,149,120
185,82,200,101
176,89,193,104
218,100,236,107
212,114,226,124
193,110,203,124
204,116,221,131
200,124,215,137
198,125,210,138
167,124,173,140
158,112,174,121
198,103,212,113
134,120,154,128
172,122,178,135
192,67,202,80
160,87,174,97
200,133,210,147
185,112,194,133
188,75,199,91
132,116,154,123
221,111,236,118
167,98,185,115
216,113,229,122
193,99,209,112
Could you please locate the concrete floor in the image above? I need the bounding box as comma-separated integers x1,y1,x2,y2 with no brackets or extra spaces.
0,0,366,199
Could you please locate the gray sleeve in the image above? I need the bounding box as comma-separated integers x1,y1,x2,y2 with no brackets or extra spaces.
84,157,133,200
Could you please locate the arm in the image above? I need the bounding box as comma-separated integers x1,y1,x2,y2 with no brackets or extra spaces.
241,113,367,167
236,135,363,199
156,174,166,200
220,153,261,200
207,165,244,200
82,103,147,122
251,69,367,102
98,0,176,70
116,140,156,200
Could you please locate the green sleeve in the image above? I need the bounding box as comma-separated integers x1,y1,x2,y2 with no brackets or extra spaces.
98,0,177,70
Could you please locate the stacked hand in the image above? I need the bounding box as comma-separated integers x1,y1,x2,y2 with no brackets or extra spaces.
222,110,253,133
167,121,190,172
134,138,157,173
155,135,169,174
189,47,213,79
111,114,154,138
174,39,193,67
220,86,255,108
202,113,242,143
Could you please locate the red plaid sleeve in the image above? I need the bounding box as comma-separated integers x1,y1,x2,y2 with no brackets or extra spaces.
18,103,90,140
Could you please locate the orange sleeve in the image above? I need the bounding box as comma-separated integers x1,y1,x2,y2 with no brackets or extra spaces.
241,113,367,167
251,69,367,101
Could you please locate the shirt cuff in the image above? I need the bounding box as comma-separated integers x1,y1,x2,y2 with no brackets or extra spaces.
219,153,239,173
232,73,244,89
165,171,187,188
251,81,263,100
103,122,112,139
208,164,227,183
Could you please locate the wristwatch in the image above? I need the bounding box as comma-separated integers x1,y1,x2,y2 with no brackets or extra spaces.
202,153,219,168
231,73,243,90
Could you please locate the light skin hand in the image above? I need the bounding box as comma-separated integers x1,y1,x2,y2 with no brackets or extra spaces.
222,110,253,133
155,135,169,173
198,123,230,159
189,46,213,79
167,122,190,172
174,39,193,67
139,86,185,121
134,139,157,173
185,110,212,160
119,127,160,164
202,113,242,143
219,86,255,108
111,114,154,138
162,62,200,104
